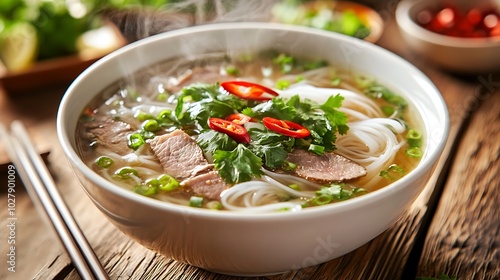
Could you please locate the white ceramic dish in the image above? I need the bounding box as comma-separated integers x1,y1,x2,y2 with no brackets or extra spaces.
396,0,500,73
57,22,449,276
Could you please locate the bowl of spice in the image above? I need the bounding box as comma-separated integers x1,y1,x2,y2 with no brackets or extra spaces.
396,0,500,73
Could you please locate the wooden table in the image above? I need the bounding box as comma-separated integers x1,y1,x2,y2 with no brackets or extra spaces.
1,5,499,280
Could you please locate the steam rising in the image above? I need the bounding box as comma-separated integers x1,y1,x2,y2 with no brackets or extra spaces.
104,0,279,42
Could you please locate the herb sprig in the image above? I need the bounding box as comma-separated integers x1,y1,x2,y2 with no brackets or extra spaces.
172,83,349,184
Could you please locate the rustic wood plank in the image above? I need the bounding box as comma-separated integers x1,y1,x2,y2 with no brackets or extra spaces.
417,87,500,279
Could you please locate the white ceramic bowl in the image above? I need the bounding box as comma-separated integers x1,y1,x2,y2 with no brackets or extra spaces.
57,23,449,276
396,0,500,74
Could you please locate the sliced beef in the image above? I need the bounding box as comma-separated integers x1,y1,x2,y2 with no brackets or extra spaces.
149,130,229,200
286,149,366,183
149,130,210,179
180,171,230,201
167,66,231,93
79,115,133,155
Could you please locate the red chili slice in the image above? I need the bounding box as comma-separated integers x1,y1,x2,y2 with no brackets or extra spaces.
226,113,252,125
221,81,279,101
208,117,251,143
262,117,310,138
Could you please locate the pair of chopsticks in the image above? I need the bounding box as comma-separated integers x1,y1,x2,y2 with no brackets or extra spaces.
0,121,109,280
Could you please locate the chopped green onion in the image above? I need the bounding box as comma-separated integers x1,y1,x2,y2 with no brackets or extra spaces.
134,184,158,196
406,129,422,148
273,53,294,73
95,156,113,168
189,196,204,208
225,66,239,75
128,133,145,150
206,201,223,210
288,184,300,191
134,110,154,122
141,130,155,140
157,109,172,120
276,80,291,90
157,174,179,191
379,164,405,180
114,167,139,179
312,195,333,206
406,147,423,158
281,160,297,171
381,105,396,116
156,92,168,102
142,119,160,132
308,144,325,155
331,77,342,86
295,75,305,82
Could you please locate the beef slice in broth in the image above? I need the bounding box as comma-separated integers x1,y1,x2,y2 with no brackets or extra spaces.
80,115,133,156
149,130,229,200
286,149,366,183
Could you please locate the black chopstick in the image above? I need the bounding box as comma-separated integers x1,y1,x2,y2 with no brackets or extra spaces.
0,121,109,280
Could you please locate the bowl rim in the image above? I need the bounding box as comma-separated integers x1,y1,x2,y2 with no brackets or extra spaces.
396,0,500,48
57,22,449,221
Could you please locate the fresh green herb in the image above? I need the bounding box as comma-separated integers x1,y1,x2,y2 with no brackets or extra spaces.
174,83,246,128
364,84,408,109
197,130,238,154
331,77,342,86
276,79,291,90
282,160,297,172
308,144,325,155
273,53,295,73
379,164,405,180
142,119,160,132
95,156,113,168
303,184,367,207
206,201,223,210
157,174,180,191
249,142,289,170
172,82,348,183
134,110,154,122
406,129,422,148
156,109,174,125
406,147,423,158
156,92,168,102
114,167,139,179
213,144,264,184
225,65,239,75
189,196,204,207
128,133,145,150
134,178,159,196
381,105,396,116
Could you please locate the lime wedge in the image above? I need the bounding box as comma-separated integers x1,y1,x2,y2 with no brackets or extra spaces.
0,22,38,72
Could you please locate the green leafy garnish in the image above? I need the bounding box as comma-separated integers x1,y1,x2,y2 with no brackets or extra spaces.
379,164,405,180
197,130,238,154
303,184,367,207
213,144,264,184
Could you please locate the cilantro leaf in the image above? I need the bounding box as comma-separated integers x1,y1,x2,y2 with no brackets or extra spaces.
249,142,288,169
246,97,296,120
320,94,349,135
173,83,247,128
213,144,264,184
197,130,237,154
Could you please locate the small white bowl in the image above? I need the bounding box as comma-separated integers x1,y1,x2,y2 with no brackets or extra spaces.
396,0,500,73
57,23,449,276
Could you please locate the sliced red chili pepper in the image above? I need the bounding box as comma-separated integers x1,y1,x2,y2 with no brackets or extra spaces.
226,113,252,125
262,117,310,138
208,117,251,144
221,80,279,101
